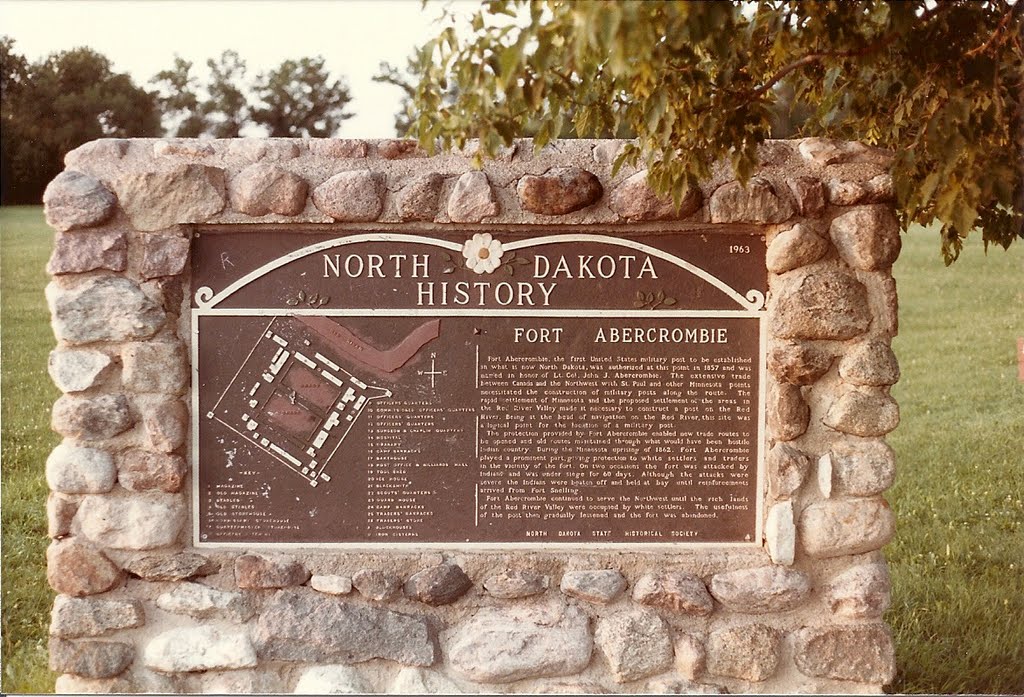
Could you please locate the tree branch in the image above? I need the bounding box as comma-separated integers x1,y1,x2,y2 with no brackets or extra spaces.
964,3,1021,58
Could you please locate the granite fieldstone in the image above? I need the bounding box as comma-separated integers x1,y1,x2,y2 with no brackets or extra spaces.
76,493,186,550
122,552,218,581
51,394,133,442
47,538,122,596
838,340,900,387
397,172,444,221
829,205,902,271
139,232,190,279
793,624,896,683
46,443,116,494
799,498,896,558
229,163,308,216
48,230,127,275
49,637,134,679
824,390,900,437
447,171,500,223
44,171,118,232
483,569,550,598
767,341,834,386
118,450,187,493
766,223,829,274
826,563,892,618
709,178,794,224
47,276,165,344
560,569,627,604
313,170,384,222
404,563,472,606
114,164,225,231
144,626,257,673
518,167,603,215
352,568,402,601
632,572,713,615
235,553,310,589
253,589,438,666
705,624,782,682
48,349,113,393
595,607,673,683
766,442,810,499
829,439,897,497
767,382,810,442
293,665,370,694
609,170,701,221
50,595,145,638
769,267,871,341
156,582,256,622
709,566,811,613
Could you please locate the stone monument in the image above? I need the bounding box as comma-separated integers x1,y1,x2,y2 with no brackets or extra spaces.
43,136,900,693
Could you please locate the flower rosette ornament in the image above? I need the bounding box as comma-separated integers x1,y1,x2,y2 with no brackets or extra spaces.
462,232,504,274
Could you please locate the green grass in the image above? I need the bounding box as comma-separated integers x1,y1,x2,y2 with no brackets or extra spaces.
1,206,60,694
1,206,1021,693
886,226,1024,694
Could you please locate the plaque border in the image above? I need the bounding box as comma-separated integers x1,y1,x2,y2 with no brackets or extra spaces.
191,232,767,551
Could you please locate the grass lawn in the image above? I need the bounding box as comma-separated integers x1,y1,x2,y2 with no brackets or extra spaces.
1,205,1022,694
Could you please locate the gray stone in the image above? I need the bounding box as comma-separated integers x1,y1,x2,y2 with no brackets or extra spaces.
560,569,627,604
404,563,472,606
352,567,402,601
118,450,187,493
47,538,122,596
766,442,809,499
765,501,796,565
46,443,116,494
826,563,891,618
294,665,370,694
47,276,165,344
830,439,896,497
767,382,809,442
144,626,257,672
63,139,128,167
609,170,701,221
767,341,833,385
141,398,188,452
48,349,113,393
483,568,550,598
709,566,811,613
76,493,186,550
48,230,127,275
518,167,603,215
595,608,673,683
388,667,465,694
794,624,896,683
798,137,891,166
826,179,867,206
139,232,190,279
674,634,706,681
52,394,133,442
114,164,225,231
253,588,438,666
397,172,444,221
448,603,592,683
44,171,118,232
709,178,794,224
230,163,308,216
787,176,826,216
311,574,353,595
50,595,144,638
829,205,902,271
123,552,217,581
839,340,900,386
799,498,896,558
312,170,384,222
235,553,310,589
766,224,829,274
824,390,900,437
769,267,871,341
122,342,188,394
632,572,713,615
49,637,134,678
48,493,79,538
705,623,782,682
157,582,256,622
447,171,500,223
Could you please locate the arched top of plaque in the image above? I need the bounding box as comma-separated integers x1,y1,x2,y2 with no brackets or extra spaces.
193,233,766,312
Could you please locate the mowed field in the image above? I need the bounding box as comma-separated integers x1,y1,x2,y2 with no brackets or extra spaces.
1,205,1022,694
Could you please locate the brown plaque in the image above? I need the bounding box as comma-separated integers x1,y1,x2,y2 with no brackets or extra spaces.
192,230,767,547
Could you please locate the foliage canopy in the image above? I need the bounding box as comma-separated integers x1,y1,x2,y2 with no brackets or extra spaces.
398,0,1023,262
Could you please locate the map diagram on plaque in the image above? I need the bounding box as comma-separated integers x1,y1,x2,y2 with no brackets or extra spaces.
206,315,440,486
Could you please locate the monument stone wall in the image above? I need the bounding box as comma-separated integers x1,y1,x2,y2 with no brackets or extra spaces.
42,137,901,694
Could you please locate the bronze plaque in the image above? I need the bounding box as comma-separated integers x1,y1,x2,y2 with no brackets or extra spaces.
192,230,767,547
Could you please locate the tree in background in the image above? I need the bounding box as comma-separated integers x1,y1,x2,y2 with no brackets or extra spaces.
151,56,207,137
251,57,354,137
399,1,1022,262
204,50,250,138
1,39,160,204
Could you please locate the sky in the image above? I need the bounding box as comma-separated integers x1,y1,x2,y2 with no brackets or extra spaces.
0,0,477,138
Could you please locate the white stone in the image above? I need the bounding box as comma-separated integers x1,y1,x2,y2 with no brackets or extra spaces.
799,498,896,558
388,667,465,694
144,626,257,673
310,574,353,595
818,453,833,498
765,501,795,566
46,443,116,494
675,634,706,681
447,171,499,223
48,350,113,393
826,563,892,618
293,665,370,694
156,582,256,622
76,493,186,550
448,603,592,683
